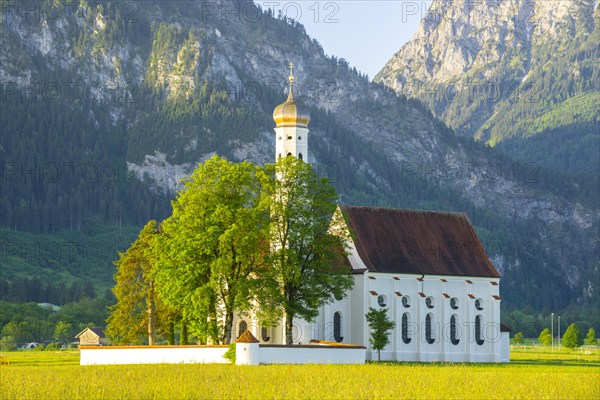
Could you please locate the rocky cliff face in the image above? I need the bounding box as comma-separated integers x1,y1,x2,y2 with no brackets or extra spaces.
1,0,598,310
376,0,599,148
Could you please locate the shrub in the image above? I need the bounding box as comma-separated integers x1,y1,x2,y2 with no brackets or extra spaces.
223,343,236,364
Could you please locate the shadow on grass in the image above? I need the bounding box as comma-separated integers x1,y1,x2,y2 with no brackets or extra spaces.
366,359,599,368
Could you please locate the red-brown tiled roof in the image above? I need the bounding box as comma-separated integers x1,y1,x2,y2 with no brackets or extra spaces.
369,290,378,296
341,206,500,278
395,291,402,296
236,330,259,343
500,323,511,332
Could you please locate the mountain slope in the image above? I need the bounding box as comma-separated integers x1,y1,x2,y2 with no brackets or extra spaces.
0,0,598,311
375,0,599,177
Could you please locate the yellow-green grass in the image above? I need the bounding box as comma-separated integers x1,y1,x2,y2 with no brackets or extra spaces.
1,351,598,399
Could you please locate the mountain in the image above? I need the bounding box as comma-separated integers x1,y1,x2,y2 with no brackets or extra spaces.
1,0,598,314
375,0,599,177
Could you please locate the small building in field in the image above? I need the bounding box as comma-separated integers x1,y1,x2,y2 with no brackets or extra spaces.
75,327,108,346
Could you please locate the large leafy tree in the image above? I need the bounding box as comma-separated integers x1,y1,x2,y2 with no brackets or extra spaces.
268,157,353,344
106,220,179,345
155,156,273,344
365,307,396,361
562,323,583,349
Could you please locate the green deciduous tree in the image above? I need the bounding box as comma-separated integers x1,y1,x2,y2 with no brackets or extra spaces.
155,156,272,344
54,321,72,344
538,328,552,346
562,323,583,349
268,157,353,344
365,307,396,362
106,221,179,345
513,332,524,345
585,327,597,345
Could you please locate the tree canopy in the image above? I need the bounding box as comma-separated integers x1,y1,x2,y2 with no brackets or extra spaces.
107,156,353,345
268,156,353,344
538,328,552,346
562,323,583,349
106,220,180,345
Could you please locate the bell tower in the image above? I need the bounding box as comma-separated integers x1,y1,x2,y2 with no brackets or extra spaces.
272,62,311,163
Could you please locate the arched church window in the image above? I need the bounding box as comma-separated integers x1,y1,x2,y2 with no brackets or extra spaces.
238,320,247,338
287,136,293,140
450,297,459,310
450,314,460,345
287,152,292,157
426,296,434,309
278,153,282,159
333,312,343,342
402,296,411,308
261,327,270,342
298,153,303,160
425,313,435,344
298,136,302,140
402,312,411,344
475,314,484,345
377,295,387,307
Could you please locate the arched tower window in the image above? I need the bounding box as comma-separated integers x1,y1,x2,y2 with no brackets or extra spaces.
475,314,484,345
287,152,292,157
425,313,435,344
238,320,247,338
333,312,343,342
402,312,411,344
402,296,411,308
450,314,460,345
298,153,303,160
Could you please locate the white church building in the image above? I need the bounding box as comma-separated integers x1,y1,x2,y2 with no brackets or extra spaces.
235,66,510,363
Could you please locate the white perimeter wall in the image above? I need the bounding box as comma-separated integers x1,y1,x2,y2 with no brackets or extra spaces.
80,346,229,365
80,345,366,366
258,345,365,364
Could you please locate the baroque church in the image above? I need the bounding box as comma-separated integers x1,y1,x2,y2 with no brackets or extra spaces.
235,65,509,363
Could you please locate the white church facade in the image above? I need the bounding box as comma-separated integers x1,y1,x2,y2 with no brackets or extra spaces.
234,65,509,363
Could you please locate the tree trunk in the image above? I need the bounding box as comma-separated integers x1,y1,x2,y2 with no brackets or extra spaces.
168,321,175,345
180,321,188,345
285,312,294,345
147,295,155,346
377,349,381,362
223,311,234,344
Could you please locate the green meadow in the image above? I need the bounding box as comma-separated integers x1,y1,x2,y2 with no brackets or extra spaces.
1,348,598,399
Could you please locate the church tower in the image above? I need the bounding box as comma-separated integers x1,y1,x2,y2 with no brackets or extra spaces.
272,63,311,162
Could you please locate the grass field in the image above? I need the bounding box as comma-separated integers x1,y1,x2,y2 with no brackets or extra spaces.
1,348,599,399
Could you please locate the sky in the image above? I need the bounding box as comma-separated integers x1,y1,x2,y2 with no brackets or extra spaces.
255,1,433,79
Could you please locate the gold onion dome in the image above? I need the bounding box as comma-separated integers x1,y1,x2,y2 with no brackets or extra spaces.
273,63,310,128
